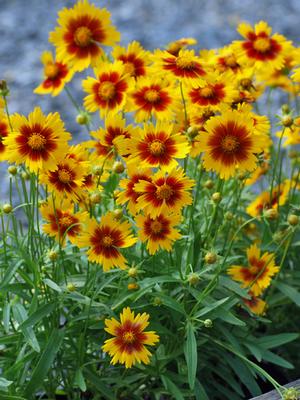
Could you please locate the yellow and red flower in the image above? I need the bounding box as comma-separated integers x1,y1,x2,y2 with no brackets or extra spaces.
197,109,267,179
112,41,151,78
40,198,88,245
134,168,194,217
166,37,197,57
0,112,9,162
234,21,292,71
242,291,267,316
49,0,120,72
135,213,181,254
125,121,190,171
102,307,159,368
3,107,71,173
76,213,137,271
126,77,180,122
34,51,74,96
228,244,279,296
83,61,134,118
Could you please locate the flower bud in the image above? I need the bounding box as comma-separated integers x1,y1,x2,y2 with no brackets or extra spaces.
128,267,138,278
204,179,214,189
8,166,17,175
283,388,300,400
203,319,213,328
187,125,199,139
281,115,293,127
211,192,221,203
204,252,217,264
128,282,139,290
281,104,290,115
188,272,200,286
112,161,125,174
113,208,123,220
239,78,252,90
288,214,299,226
0,80,9,96
76,112,90,125
264,208,278,220
21,172,30,180
224,211,233,221
67,283,76,292
89,191,102,204
153,297,162,306
48,250,58,261
2,203,13,214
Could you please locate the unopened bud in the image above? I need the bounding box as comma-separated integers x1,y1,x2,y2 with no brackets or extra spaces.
224,211,234,221
113,208,123,220
204,252,217,264
67,283,76,292
281,104,290,115
128,282,139,290
203,319,213,328
112,161,125,174
264,208,278,220
2,203,12,214
240,78,252,90
187,125,199,139
128,267,138,278
48,250,58,261
153,297,162,306
281,115,293,127
212,192,221,203
188,272,200,286
288,214,299,226
21,172,30,180
204,179,214,189
89,192,102,204
76,112,89,125
8,166,17,175
0,80,9,96
283,387,300,400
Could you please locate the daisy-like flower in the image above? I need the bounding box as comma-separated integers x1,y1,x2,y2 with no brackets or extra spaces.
126,77,180,122
135,213,181,254
112,41,151,78
134,168,194,217
242,291,267,316
86,113,138,162
214,45,242,74
39,157,87,202
0,112,10,162
102,307,159,368
228,244,279,296
197,109,267,179
34,51,74,97
125,121,190,171
40,197,88,245
82,61,134,118
234,21,293,71
166,37,197,57
3,107,71,173
152,49,206,83
275,117,300,146
116,166,152,215
49,0,120,72
186,72,237,110
246,181,290,217
76,213,137,271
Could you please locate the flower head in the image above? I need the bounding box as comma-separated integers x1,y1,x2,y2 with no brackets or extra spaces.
102,307,159,368
112,41,151,78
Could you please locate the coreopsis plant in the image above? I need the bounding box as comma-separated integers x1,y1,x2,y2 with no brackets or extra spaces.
1,2,300,399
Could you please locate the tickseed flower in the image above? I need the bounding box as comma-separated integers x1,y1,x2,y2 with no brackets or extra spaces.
87,113,137,162
197,109,267,179
39,157,87,202
166,37,197,56
125,122,190,172
242,291,267,316
152,49,206,83
3,107,71,173
116,166,152,215
49,0,120,72
40,198,88,245
186,72,237,110
0,112,9,162
102,307,159,368
126,77,180,122
135,213,181,254
234,21,293,71
112,41,151,78
34,51,74,96
246,180,290,217
228,244,279,296
214,45,242,74
82,61,134,118
134,168,194,218
76,212,137,271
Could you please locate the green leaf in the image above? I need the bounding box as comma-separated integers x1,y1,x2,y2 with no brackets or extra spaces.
74,368,87,392
24,328,64,397
256,333,299,349
0,377,13,390
219,276,251,298
262,350,294,369
0,395,26,400
276,282,300,306
194,380,209,400
3,302,10,333
155,293,186,315
12,303,40,353
43,278,62,293
19,303,56,330
184,322,197,390
0,260,23,289
161,375,184,400
214,309,246,326
194,297,230,318
84,368,116,400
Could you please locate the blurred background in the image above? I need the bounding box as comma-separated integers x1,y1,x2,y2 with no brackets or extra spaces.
0,0,300,196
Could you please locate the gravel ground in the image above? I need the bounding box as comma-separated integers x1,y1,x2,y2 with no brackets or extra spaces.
0,0,300,199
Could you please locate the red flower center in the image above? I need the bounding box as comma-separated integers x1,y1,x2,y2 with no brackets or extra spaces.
98,81,116,101
44,63,59,79
74,26,92,47
150,220,163,234
59,215,74,227
149,140,166,156
101,234,114,247
156,184,173,200
122,331,136,344
200,86,215,98
58,168,72,183
221,135,239,153
27,133,47,150
123,62,136,75
144,89,160,103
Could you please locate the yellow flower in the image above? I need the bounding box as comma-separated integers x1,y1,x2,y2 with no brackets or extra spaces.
82,61,134,118
165,37,197,57
102,307,159,368
242,291,267,316
3,107,71,173
228,244,279,296
197,109,267,179
0,111,10,162
49,0,120,72
135,213,181,254
76,213,137,271
112,41,151,78
34,51,74,96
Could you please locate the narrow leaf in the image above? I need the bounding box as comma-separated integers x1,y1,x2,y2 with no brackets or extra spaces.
184,322,197,390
